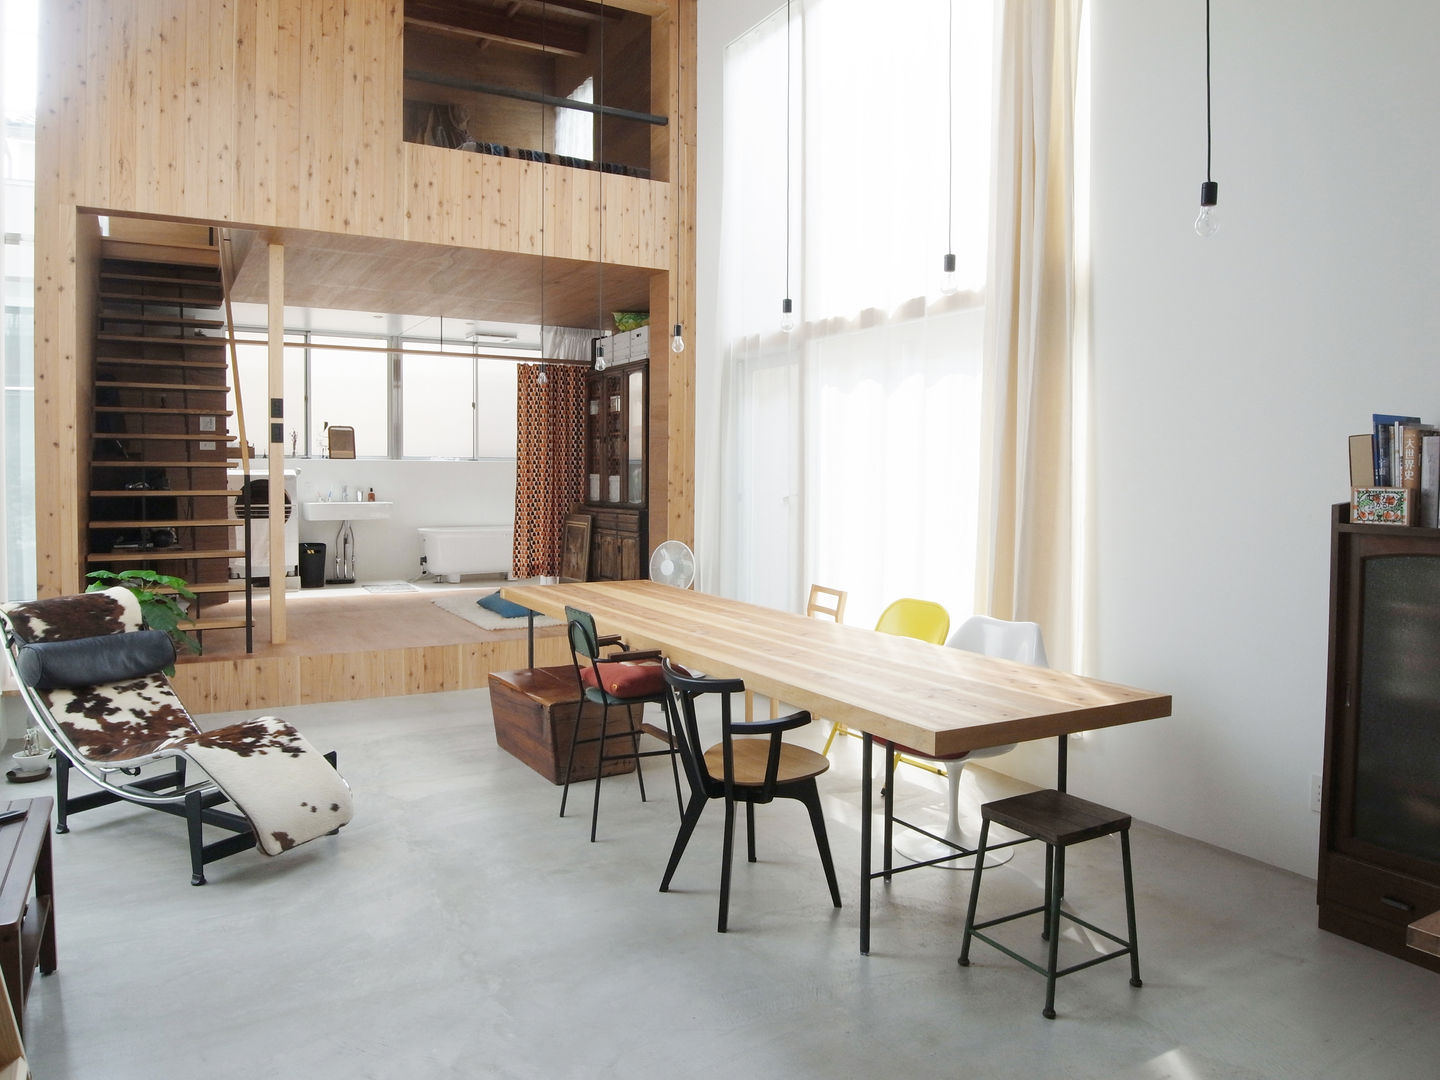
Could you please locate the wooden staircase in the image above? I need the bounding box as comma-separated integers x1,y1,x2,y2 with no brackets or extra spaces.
86,238,254,644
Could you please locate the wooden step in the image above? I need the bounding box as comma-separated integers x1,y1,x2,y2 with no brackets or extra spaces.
96,333,227,348
100,239,219,266
177,616,252,632
99,290,223,306
90,489,234,498
95,406,234,417
86,548,245,563
98,312,227,329
100,271,223,288
93,433,236,443
96,380,229,393
96,356,228,370
151,581,246,595
91,459,237,468
88,518,242,529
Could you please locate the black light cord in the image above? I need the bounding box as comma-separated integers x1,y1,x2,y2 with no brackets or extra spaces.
785,0,792,300
1204,0,1212,183
946,0,953,254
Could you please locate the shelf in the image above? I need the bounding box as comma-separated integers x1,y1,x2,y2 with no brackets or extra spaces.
302,501,394,521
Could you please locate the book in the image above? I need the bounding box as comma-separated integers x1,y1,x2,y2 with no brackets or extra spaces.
1397,423,1431,492
1423,433,1440,528
1373,414,1422,487
1349,434,1376,487
1352,487,1413,525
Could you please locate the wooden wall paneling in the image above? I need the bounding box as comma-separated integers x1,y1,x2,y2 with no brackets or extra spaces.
204,1,235,219
341,1,369,236
274,1,305,228
233,0,260,224
183,0,212,217
75,216,102,588
298,0,337,229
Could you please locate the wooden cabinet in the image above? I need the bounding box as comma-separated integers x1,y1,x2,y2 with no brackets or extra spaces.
1319,502,1440,971
581,358,647,580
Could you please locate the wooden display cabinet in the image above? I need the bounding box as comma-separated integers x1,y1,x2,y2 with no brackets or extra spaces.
582,358,647,580
1319,502,1440,971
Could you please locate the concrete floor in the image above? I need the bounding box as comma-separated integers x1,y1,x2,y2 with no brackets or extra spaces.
16,687,1440,1079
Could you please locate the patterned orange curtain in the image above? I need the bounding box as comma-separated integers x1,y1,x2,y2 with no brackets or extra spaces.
513,364,587,577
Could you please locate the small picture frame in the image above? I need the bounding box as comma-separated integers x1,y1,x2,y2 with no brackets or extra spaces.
327,425,356,459
560,512,593,583
1352,487,1412,525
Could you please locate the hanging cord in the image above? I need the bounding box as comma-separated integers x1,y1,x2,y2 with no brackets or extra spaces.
946,0,953,254
785,0,792,301
1204,0,1212,183
598,1,606,351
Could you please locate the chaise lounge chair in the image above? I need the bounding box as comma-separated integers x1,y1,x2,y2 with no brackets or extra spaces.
0,587,354,884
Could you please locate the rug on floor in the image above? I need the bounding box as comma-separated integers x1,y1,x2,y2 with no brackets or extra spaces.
431,592,562,631
364,582,419,594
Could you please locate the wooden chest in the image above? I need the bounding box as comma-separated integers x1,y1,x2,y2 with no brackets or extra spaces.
488,667,637,785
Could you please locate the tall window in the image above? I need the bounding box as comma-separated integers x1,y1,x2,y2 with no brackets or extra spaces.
710,0,993,626
1,0,38,601
399,341,519,459
310,335,389,457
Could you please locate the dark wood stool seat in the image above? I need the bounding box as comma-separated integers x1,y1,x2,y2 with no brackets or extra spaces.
958,788,1141,1019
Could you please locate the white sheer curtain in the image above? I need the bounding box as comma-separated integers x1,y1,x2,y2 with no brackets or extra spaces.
702,0,995,628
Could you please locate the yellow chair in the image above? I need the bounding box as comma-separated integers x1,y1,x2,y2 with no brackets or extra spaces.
822,598,949,763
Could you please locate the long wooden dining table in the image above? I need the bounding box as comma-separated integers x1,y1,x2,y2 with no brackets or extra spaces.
500,580,1172,953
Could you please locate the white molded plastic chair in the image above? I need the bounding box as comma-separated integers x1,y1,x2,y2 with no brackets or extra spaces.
898,615,1049,869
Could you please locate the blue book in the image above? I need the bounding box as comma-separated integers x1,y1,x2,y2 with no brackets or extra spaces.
1373,414,1421,487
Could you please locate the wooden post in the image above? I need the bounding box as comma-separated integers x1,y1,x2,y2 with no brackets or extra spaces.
268,242,287,644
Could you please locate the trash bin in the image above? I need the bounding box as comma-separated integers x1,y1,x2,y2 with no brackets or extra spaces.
299,542,326,589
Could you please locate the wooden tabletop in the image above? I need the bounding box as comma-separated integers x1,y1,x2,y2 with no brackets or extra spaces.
501,581,1172,757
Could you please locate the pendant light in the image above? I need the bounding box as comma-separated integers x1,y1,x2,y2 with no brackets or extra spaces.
670,323,685,354
1194,0,1219,237
594,2,609,371
779,0,796,333
939,0,959,294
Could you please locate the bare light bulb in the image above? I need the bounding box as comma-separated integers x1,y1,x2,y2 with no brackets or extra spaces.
594,339,608,371
940,252,959,296
780,297,796,333
536,363,548,387
670,323,685,354
1194,180,1219,238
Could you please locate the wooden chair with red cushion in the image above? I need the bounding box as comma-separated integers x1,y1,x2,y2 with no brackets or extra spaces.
658,659,842,932
561,606,683,842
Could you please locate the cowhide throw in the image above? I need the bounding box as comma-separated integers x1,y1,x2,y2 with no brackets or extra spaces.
1,589,354,857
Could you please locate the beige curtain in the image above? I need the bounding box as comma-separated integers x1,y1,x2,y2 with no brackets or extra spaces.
974,0,1084,671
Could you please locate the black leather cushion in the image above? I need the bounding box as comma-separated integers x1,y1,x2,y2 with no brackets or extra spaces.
17,629,176,689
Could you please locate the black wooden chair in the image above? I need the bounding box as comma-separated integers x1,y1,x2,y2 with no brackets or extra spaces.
659,659,842,932
560,606,682,842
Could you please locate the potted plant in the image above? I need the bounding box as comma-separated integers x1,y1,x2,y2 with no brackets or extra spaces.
85,569,202,672
9,726,51,781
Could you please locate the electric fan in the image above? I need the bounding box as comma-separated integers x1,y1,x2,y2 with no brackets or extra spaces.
649,540,697,589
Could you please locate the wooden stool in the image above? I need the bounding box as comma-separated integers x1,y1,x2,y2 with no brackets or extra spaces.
958,789,1141,1019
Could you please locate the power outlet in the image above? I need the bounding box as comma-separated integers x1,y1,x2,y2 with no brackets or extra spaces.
198,415,216,433
1310,774,1323,814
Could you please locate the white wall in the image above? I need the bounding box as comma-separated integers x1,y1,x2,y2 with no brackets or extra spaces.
698,0,1440,877
281,457,516,583
1083,0,1440,876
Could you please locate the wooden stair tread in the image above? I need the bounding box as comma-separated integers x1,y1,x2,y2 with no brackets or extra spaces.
100,239,219,266
96,357,228,369
176,616,251,632
95,381,228,392
92,433,236,442
90,489,233,497
88,518,241,529
91,459,236,468
98,312,226,328
100,271,222,287
95,406,233,416
151,581,243,595
99,290,223,304
96,333,227,348
86,548,246,563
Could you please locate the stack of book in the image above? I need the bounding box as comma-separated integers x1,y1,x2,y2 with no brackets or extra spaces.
1349,414,1440,526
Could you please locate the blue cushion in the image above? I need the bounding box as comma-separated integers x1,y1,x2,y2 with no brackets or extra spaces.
477,592,534,620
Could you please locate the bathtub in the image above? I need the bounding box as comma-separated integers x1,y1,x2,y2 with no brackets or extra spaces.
418,525,514,582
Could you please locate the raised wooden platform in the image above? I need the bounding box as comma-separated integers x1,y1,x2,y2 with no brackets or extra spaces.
169,587,568,714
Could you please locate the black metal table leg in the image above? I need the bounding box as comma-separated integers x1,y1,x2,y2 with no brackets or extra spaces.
861,733,873,955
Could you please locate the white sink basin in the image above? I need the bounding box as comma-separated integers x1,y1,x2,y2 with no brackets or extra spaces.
303,501,393,521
